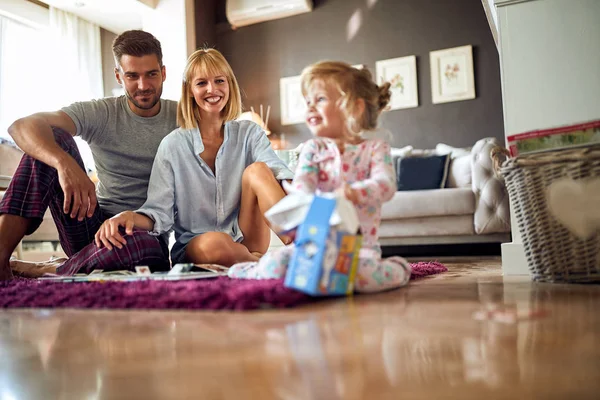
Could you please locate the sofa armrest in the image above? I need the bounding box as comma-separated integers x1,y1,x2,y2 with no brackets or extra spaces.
471,138,511,234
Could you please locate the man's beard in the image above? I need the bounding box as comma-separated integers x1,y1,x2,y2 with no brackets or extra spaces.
125,86,162,110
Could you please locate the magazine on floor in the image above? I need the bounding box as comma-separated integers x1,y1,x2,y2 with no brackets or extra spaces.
38,264,228,282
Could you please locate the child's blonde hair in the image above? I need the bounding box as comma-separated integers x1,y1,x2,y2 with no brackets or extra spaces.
177,48,242,129
300,61,391,136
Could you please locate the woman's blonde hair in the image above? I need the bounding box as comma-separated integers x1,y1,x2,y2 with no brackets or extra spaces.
300,61,391,137
177,48,242,129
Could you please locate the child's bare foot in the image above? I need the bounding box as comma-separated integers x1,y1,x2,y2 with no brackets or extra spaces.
277,233,295,245
278,228,297,245
251,251,264,259
10,257,66,278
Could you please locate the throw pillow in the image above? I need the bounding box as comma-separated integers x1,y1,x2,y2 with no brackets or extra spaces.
396,154,451,191
390,145,414,158
435,143,471,159
446,154,472,188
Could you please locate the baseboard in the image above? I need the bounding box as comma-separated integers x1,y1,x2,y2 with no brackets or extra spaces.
379,233,511,246
382,242,502,258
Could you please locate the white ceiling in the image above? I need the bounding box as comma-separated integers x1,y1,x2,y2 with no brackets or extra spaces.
40,0,155,34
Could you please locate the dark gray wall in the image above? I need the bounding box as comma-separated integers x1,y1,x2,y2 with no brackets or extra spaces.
213,0,504,149
195,0,217,48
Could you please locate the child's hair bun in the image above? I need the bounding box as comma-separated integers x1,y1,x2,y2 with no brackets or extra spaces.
377,82,392,112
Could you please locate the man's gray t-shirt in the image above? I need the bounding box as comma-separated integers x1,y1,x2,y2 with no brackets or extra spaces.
62,96,178,216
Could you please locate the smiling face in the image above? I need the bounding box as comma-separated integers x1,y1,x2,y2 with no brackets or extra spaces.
304,79,347,139
115,54,165,117
190,68,230,120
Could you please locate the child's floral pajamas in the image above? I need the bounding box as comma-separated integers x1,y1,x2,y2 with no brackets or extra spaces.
229,137,411,293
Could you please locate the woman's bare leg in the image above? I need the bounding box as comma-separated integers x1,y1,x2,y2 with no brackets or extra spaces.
185,232,259,267
238,162,289,254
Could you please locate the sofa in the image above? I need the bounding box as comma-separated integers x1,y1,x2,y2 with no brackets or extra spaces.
279,136,511,248
379,137,511,246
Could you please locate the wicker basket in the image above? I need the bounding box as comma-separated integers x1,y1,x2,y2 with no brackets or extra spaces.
492,144,600,283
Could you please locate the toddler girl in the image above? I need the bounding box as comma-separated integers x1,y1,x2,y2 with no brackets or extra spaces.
228,61,411,293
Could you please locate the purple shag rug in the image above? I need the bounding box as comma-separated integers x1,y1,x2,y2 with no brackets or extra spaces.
0,262,447,310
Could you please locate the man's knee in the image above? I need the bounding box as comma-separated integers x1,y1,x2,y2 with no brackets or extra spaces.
51,127,78,154
15,127,78,170
126,230,168,259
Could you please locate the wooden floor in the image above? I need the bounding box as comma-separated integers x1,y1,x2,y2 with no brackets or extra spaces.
1,257,599,399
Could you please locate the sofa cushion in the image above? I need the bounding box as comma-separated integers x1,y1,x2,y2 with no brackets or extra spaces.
446,154,472,188
381,188,475,220
391,146,413,174
396,154,450,191
435,143,471,159
379,215,475,237
390,145,413,159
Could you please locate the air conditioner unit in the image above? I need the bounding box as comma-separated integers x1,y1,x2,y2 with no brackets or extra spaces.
226,0,313,28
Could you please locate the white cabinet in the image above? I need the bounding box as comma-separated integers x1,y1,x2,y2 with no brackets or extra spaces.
494,0,600,275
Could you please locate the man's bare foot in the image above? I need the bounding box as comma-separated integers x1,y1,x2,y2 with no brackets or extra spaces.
10,257,66,278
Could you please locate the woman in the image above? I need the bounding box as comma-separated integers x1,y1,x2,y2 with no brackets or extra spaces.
95,48,293,267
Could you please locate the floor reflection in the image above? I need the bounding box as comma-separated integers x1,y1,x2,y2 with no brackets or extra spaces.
1,262,600,399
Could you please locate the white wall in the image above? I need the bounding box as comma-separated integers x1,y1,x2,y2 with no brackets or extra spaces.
0,0,48,28
142,0,196,101
496,0,600,275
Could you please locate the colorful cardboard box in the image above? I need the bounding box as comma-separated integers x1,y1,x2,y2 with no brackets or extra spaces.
284,196,362,296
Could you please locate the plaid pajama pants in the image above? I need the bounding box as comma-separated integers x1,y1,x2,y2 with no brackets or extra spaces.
0,127,169,275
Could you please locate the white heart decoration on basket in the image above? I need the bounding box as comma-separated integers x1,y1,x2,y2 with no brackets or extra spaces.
546,178,600,240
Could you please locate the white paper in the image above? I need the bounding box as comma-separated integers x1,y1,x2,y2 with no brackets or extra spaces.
265,183,360,234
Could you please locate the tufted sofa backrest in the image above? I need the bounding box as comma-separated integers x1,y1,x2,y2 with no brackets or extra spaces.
471,137,511,234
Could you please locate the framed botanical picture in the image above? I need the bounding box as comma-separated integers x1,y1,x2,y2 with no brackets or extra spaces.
280,75,306,126
375,55,419,110
430,45,476,104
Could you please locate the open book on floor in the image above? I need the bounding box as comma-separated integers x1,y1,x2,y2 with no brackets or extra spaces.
38,264,228,283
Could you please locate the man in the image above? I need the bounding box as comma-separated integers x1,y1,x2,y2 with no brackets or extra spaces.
0,30,177,280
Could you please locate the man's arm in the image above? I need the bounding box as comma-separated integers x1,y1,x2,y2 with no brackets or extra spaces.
8,111,76,169
7,111,97,220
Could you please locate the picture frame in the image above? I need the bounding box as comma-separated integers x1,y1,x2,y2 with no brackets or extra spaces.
375,55,419,110
280,75,306,126
430,45,476,104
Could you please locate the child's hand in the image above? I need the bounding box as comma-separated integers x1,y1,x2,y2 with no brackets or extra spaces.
344,184,360,205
